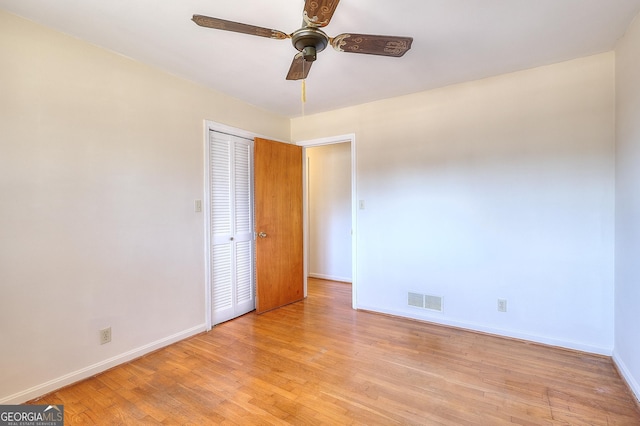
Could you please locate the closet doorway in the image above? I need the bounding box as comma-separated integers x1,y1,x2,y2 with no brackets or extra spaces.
207,130,256,326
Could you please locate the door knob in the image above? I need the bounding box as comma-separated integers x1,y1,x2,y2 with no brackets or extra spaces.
258,232,267,238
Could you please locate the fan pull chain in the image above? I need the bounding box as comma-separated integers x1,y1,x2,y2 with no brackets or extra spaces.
302,79,307,102
300,79,305,116
301,59,307,116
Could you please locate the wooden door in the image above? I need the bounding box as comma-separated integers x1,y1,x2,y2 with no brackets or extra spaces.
254,138,304,313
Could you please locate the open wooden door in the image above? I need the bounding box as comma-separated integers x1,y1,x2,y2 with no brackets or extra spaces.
254,138,304,314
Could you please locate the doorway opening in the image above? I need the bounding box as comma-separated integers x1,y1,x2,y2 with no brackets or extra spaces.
306,143,352,282
300,134,357,309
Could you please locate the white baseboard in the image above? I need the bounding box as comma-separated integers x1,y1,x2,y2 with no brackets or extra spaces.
613,350,640,404
0,324,207,405
308,272,351,283
355,304,613,356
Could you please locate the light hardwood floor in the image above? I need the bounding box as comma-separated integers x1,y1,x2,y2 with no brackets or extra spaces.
31,278,640,424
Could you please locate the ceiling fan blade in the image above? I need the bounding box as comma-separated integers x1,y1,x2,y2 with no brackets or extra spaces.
192,15,289,40
286,53,313,80
303,0,341,27
331,34,413,57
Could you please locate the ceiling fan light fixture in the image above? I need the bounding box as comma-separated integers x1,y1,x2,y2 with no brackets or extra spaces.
302,46,317,62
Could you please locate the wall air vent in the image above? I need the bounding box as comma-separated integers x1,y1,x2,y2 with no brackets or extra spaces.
408,292,443,312
408,292,424,308
425,295,443,312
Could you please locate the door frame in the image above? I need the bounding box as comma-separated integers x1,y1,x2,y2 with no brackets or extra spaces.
297,133,357,309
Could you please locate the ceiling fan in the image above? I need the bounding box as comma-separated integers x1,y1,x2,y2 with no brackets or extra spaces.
192,0,413,81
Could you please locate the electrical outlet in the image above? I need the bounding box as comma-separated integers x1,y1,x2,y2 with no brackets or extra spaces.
497,299,507,313
100,327,111,345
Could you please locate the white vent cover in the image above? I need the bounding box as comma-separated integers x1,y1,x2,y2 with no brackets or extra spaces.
425,295,443,312
408,292,443,312
408,292,424,308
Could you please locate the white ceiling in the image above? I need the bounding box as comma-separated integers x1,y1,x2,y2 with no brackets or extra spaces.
2,0,640,118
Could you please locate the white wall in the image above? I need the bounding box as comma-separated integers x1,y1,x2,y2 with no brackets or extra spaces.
307,143,352,282
614,14,640,401
0,10,289,403
293,53,616,354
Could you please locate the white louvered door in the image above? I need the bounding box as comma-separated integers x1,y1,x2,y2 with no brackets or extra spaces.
210,131,255,325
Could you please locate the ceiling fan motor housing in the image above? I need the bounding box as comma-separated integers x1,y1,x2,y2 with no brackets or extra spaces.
292,28,329,62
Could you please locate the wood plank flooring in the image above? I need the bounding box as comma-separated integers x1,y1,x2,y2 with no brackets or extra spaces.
31,278,640,424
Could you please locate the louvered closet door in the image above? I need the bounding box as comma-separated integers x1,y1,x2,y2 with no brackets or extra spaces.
210,131,255,325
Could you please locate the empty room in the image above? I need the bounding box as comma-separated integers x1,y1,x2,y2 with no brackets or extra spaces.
1,0,640,424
